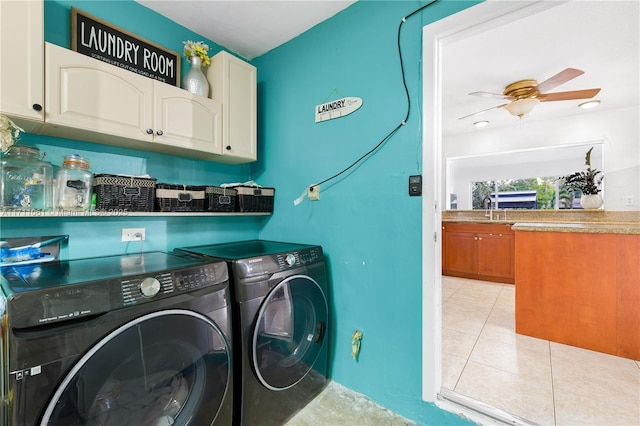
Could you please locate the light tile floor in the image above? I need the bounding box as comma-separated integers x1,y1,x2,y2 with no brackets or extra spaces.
442,276,640,426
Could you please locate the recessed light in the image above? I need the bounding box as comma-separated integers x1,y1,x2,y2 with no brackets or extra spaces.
579,100,601,109
473,120,489,128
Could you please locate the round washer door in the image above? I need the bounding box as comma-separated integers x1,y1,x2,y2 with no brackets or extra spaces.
252,274,328,391
40,309,231,426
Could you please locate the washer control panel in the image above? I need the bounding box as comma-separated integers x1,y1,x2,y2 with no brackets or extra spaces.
276,247,322,270
120,263,220,306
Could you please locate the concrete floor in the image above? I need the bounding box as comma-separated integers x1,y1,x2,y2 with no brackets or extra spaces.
285,381,417,426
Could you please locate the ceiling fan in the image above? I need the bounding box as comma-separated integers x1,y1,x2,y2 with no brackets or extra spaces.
459,68,601,120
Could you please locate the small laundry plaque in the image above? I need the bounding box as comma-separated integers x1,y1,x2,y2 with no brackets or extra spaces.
315,97,363,122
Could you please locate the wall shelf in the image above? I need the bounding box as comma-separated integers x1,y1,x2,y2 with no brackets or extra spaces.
0,211,271,218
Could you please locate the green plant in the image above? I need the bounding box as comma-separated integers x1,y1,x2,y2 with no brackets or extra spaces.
561,147,603,195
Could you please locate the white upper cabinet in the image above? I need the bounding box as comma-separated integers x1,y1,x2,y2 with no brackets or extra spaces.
153,81,222,155
0,0,44,131
0,1,256,164
45,43,154,141
44,43,223,159
207,51,257,163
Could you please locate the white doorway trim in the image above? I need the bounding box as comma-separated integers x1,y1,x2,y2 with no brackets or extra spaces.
420,0,563,405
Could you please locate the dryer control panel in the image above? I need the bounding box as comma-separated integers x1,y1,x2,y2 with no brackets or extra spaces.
276,247,322,270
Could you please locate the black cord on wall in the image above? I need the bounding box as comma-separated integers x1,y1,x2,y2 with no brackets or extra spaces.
308,0,440,193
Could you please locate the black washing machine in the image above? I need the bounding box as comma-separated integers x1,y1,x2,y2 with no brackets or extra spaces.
0,251,233,426
175,240,329,426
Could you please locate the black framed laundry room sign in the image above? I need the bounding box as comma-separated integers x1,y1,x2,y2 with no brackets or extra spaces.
71,7,180,86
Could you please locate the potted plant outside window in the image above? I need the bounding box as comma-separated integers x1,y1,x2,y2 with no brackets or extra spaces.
561,147,604,209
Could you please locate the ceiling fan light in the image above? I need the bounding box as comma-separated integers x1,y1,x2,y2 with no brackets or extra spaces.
579,100,601,109
473,120,489,128
504,98,540,117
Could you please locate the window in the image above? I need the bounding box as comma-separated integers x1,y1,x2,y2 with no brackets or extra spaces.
471,177,580,210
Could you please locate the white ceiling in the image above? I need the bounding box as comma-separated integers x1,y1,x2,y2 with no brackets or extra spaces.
135,0,356,60
135,1,638,138
442,1,640,137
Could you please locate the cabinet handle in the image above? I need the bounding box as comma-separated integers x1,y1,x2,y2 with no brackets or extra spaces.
32,104,43,112
478,237,482,241
146,129,154,135
474,237,478,240
226,145,232,151
156,130,163,136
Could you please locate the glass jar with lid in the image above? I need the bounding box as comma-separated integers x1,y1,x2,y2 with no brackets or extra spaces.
0,145,53,210
56,154,93,211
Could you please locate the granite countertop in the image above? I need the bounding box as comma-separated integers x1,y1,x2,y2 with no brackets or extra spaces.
442,210,640,235
511,222,640,235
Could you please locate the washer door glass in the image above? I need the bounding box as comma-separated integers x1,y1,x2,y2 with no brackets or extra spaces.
41,310,231,426
252,275,328,391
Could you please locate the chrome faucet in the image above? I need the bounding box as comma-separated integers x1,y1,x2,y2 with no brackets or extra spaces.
484,199,494,221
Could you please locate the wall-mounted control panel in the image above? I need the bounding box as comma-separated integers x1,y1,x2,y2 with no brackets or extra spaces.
409,175,422,196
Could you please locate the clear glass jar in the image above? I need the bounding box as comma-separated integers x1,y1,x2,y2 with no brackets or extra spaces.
0,145,53,210
56,154,93,211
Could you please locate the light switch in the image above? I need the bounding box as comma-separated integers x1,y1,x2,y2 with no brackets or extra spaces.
409,175,422,196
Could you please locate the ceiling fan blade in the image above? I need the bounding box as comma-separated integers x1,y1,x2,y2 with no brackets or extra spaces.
540,88,601,101
535,68,584,93
469,91,515,100
459,104,508,120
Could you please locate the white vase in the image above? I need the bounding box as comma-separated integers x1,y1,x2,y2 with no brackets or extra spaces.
580,193,603,209
182,56,209,97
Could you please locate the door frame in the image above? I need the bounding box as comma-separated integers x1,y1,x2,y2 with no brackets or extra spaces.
420,0,562,405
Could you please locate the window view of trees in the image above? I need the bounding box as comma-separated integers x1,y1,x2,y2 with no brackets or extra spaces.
472,178,579,210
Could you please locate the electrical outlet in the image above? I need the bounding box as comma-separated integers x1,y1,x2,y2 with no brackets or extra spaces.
308,185,320,201
122,228,145,242
625,196,634,206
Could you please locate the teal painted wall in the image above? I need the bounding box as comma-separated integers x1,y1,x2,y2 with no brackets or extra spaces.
252,1,477,424
1,0,260,257
1,1,483,424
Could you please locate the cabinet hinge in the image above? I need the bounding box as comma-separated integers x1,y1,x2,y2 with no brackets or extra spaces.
433,232,438,243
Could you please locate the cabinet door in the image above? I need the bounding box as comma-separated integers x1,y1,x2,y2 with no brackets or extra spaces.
208,51,257,163
153,82,222,154
443,229,477,276
477,231,514,281
45,43,153,141
0,0,44,129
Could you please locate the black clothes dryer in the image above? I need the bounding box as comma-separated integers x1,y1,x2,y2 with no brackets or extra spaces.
175,240,329,426
0,251,233,426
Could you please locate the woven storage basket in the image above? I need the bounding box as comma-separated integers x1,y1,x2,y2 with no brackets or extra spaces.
155,184,206,212
204,186,237,212
93,174,156,212
232,186,275,212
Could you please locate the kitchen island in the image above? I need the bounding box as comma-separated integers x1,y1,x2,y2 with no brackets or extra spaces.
513,221,640,361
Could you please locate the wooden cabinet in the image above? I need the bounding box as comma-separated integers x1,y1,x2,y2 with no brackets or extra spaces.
616,235,640,359
515,230,640,360
442,222,515,284
44,43,222,158
207,51,257,163
0,0,44,131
